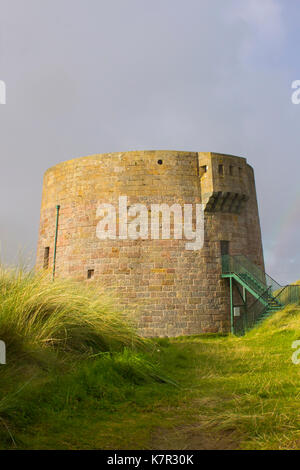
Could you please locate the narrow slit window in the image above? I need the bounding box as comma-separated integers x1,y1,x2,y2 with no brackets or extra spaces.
218,164,224,176
229,165,234,176
87,269,94,279
238,167,242,177
43,247,50,269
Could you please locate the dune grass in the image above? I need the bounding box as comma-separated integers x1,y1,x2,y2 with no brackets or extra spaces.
0,265,146,358
0,265,174,448
0,265,299,450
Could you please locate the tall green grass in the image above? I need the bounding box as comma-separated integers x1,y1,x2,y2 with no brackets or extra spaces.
1,264,299,449
0,265,176,448
0,265,145,361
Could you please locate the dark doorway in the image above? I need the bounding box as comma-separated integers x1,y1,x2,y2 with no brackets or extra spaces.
220,240,230,256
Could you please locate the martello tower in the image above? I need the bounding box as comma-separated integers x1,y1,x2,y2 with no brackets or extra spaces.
36,151,264,337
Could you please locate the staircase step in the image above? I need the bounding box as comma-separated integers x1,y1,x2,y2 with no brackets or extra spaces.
222,254,286,334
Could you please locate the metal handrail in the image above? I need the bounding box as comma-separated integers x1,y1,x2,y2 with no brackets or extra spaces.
222,254,282,295
246,287,278,326
273,284,300,306
222,255,299,335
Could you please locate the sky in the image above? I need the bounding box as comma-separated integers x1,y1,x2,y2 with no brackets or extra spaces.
0,0,299,284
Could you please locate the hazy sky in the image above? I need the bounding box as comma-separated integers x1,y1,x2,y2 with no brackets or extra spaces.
0,0,299,283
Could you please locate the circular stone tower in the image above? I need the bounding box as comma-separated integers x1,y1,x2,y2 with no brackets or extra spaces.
36,151,264,337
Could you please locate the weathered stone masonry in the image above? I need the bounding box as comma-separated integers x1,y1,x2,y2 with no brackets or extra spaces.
36,151,264,337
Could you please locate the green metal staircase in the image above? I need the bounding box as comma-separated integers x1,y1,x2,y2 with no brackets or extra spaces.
221,255,284,334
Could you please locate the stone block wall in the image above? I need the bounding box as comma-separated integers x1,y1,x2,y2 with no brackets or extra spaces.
36,150,264,336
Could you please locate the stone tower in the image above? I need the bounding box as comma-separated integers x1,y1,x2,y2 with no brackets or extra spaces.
36,151,264,336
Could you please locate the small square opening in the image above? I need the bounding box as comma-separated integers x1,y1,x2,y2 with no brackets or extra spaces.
87,269,94,279
200,165,208,177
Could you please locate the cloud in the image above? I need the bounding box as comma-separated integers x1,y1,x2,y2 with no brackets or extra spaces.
232,0,283,36
225,0,285,62
0,0,299,283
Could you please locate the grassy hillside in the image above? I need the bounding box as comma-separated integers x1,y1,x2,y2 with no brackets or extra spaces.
0,266,299,450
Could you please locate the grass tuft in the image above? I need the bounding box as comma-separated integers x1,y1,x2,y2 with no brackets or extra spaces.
0,265,145,362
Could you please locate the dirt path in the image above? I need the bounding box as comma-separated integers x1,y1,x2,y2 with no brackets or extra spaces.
150,423,239,450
